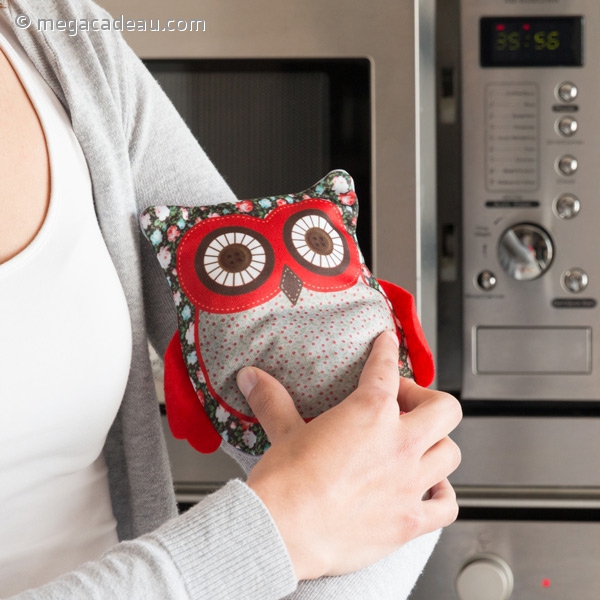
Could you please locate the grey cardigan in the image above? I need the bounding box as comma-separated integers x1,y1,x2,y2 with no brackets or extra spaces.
5,1,438,598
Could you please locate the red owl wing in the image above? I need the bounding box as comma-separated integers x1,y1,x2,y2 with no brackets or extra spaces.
377,279,435,388
163,333,222,454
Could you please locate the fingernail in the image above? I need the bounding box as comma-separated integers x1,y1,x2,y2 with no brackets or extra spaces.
237,367,258,398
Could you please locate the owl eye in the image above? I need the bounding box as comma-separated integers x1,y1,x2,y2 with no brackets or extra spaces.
284,210,350,275
195,227,274,295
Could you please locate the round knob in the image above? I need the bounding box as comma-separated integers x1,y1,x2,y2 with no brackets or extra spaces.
498,223,553,281
557,155,578,176
556,116,578,137
554,194,580,220
456,554,514,600
557,81,578,103
563,268,588,293
476,270,497,291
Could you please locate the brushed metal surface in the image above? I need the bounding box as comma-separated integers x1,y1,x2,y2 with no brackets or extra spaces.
460,0,600,400
450,417,600,488
475,326,591,374
455,486,600,509
411,520,600,599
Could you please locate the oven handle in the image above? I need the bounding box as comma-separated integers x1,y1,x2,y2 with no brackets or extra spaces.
455,485,600,509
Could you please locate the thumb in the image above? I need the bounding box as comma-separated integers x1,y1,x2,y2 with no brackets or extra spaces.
237,367,305,444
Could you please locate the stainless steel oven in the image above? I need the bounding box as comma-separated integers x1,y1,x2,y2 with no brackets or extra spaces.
418,0,600,598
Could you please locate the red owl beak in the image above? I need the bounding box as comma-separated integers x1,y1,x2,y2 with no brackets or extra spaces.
280,265,303,306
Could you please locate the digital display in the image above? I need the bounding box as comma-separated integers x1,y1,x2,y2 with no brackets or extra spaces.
480,17,583,67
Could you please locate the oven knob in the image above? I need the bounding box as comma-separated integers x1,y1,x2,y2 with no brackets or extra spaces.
456,554,514,600
563,268,588,293
554,194,580,220
476,270,497,291
556,116,578,137
557,81,578,103
557,154,578,176
497,223,553,281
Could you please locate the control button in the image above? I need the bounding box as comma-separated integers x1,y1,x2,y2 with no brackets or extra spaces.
498,223,553,281
476,270,497,291
556,116,578,137
557,81,578,103
456,554,514,600
554,194,580,220
563,268,588,293
556,155,578,176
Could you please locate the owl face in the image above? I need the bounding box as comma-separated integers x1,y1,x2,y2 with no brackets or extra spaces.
141,170,412,455
177,200,362,314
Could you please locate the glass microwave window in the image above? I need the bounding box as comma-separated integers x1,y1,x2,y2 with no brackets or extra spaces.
480,17,583,67
144,59,372,266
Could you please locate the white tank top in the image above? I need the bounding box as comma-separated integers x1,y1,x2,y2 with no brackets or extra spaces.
0,17,132,596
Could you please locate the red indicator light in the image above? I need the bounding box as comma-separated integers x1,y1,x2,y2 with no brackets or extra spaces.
541,578,551,588
523,23,531,31
496,24,505,31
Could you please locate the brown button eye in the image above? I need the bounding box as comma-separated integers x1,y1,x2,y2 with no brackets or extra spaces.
195,227,274,295
284,210,349,275
304,228,334,255
218,243,253,273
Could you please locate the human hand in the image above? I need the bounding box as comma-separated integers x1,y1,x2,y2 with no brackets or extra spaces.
238,331,462,581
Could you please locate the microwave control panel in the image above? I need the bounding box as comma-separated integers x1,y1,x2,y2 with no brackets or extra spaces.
460,0,600,400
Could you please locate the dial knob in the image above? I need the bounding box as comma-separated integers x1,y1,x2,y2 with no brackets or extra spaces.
554,194,580,220
498,223,553,281
563,268,588,293
476,270,497,291
456,555,514,600
557,154,578,176
557,81,578,103
556,116,578,137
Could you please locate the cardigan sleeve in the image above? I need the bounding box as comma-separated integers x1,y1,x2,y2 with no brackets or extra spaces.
113,33,239,358
9,481,298,600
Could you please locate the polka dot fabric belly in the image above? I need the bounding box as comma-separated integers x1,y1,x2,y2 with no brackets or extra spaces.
197,285,395,419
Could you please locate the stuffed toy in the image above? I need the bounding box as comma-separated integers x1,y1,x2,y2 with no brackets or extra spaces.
140,170,434,457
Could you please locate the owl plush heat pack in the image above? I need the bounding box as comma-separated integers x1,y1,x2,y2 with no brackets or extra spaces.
141,170,434,456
